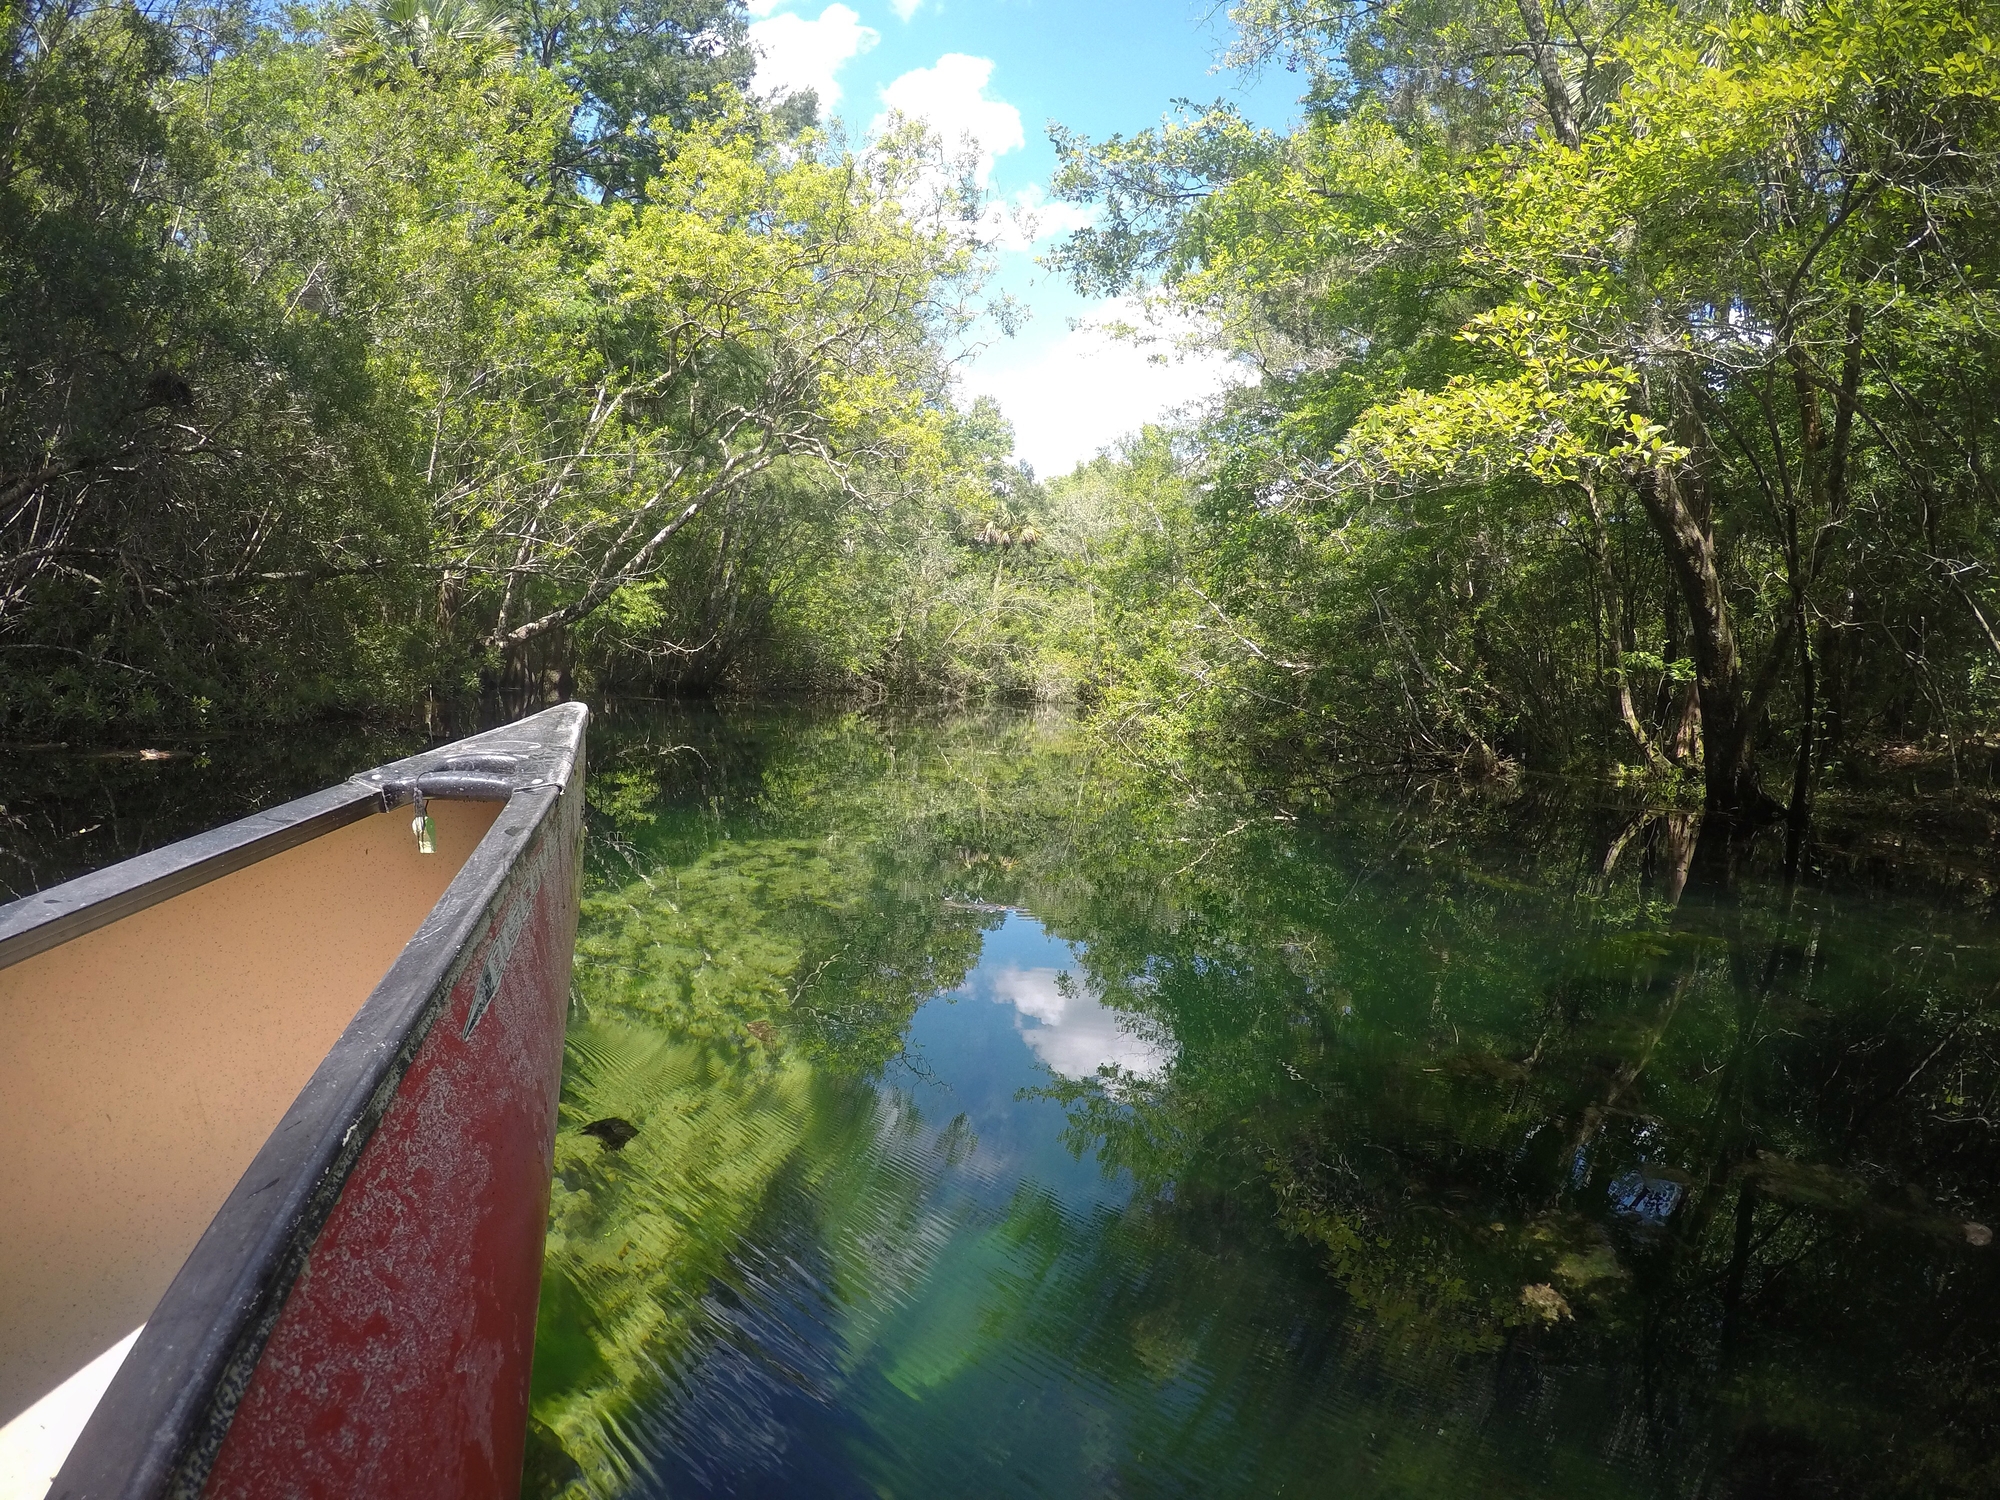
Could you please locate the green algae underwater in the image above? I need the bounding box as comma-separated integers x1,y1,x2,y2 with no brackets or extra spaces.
524,704,2000,1500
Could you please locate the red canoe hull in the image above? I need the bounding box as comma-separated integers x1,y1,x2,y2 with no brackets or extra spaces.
3,704,590,1500
203,771,582,1498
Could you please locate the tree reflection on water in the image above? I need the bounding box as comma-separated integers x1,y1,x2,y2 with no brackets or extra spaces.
530,702,2000,1499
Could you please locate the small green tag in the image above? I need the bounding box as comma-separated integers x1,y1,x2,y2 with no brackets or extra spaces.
413,812,437,854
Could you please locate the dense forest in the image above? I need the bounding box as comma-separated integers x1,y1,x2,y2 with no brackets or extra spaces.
5,0,2000,833
1,0,1023,720
1047,0,2000,839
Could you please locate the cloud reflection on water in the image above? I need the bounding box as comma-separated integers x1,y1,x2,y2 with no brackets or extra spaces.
984,964,1173,1083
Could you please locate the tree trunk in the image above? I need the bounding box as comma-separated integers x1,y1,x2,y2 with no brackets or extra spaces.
1582,484,1669,772
1719,1179,1759,1358
1784,621,1815,877
1514,0,1581,147
1634,460,1776,825
1778,305,1862,873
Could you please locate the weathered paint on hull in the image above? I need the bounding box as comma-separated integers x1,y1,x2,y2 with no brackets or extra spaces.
201,766,583,1498
0,704,589,1500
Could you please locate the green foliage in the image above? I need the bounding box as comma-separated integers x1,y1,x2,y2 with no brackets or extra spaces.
1048,0,2000,817
499,0,753,199
0,0,1000,727
17,0,2000,817
329,0,517,74
0,0,430,725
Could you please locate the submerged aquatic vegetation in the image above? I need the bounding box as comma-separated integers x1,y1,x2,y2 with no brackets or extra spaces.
529,704,2000,1499
530,717,1008,1492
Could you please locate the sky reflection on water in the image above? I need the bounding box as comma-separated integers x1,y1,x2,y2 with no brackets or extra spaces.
619,915,1154,1497
975,945,1175,1085
525,706,2000,1500
609,908,1648,1500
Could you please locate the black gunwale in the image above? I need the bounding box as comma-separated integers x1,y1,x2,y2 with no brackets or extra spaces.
23,702,588,1500
0,784,381,973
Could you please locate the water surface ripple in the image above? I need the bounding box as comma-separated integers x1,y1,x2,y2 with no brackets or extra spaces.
522,706,2000,1500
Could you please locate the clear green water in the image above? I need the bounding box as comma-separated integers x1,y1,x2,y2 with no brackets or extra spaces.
524,704,2000,1500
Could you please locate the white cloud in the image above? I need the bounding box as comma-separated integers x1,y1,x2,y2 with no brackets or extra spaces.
987,965,1173,1083
889,0,923,16
875,54,1023,188
979,184,1098,254
960,300,1247,477
749,4,878,110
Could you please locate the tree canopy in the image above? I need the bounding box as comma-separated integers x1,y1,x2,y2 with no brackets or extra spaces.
0,0,988,726
1047,0,2000,835
9,0,2000,850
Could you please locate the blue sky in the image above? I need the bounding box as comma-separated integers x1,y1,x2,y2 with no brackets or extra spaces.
745,0,1304,475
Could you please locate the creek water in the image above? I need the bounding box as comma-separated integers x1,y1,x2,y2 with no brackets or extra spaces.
525,704,2000,1500
8,702,2000,1498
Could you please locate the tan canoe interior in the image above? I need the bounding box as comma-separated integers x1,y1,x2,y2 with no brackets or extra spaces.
0,798,501,1429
